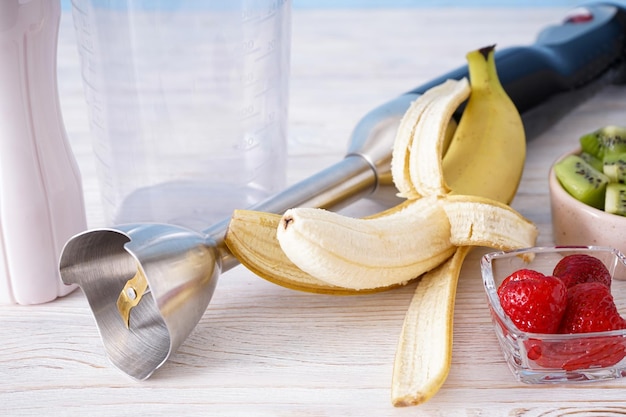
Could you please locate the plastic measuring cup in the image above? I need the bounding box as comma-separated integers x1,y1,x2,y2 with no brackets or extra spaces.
71,0,291,230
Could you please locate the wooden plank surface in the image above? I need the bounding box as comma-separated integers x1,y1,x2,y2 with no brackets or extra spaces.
3,6,626,416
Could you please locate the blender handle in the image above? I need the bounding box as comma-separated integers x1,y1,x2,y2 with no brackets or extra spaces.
407,4,626,114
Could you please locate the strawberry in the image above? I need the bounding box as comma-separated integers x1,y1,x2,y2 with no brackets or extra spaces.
558,282,626,334
528,282,626,370
552,254,611,288
497,269,567,334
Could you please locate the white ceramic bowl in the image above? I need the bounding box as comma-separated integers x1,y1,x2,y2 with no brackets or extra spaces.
549,148,626,254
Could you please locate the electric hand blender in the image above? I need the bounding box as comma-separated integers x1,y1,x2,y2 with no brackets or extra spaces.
60,3,626,380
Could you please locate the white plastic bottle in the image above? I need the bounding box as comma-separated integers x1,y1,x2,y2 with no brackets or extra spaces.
0,0,87,304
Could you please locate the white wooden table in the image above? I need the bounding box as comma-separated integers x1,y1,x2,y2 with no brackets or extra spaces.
3,6,626,416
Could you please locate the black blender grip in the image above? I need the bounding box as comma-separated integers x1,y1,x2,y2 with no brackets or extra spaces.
407,3,626,114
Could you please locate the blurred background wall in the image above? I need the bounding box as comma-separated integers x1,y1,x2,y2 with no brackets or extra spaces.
60,0,585,9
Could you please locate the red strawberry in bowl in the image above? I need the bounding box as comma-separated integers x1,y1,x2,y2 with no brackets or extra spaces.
529,282,626,370
497,269,567,334
552,254,612,289
558,282,626,334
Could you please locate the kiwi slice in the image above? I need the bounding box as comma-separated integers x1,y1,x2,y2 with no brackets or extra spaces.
603,152,626,183
579,125,626,160
605,183,626,216
580,151,604,172
554,154,609,210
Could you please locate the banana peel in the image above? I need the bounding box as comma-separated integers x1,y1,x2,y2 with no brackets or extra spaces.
391,246,470,407
391,78,470,198
390,45,528,406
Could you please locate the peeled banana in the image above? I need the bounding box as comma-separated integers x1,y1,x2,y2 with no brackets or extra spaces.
226,201,417,295
226,209,398,295
276,194,536,290
224,45,533,407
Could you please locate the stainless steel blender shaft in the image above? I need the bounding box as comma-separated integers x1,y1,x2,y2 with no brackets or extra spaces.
59,93,416,380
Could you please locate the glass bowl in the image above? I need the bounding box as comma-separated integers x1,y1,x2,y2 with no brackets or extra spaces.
481,246,626,384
